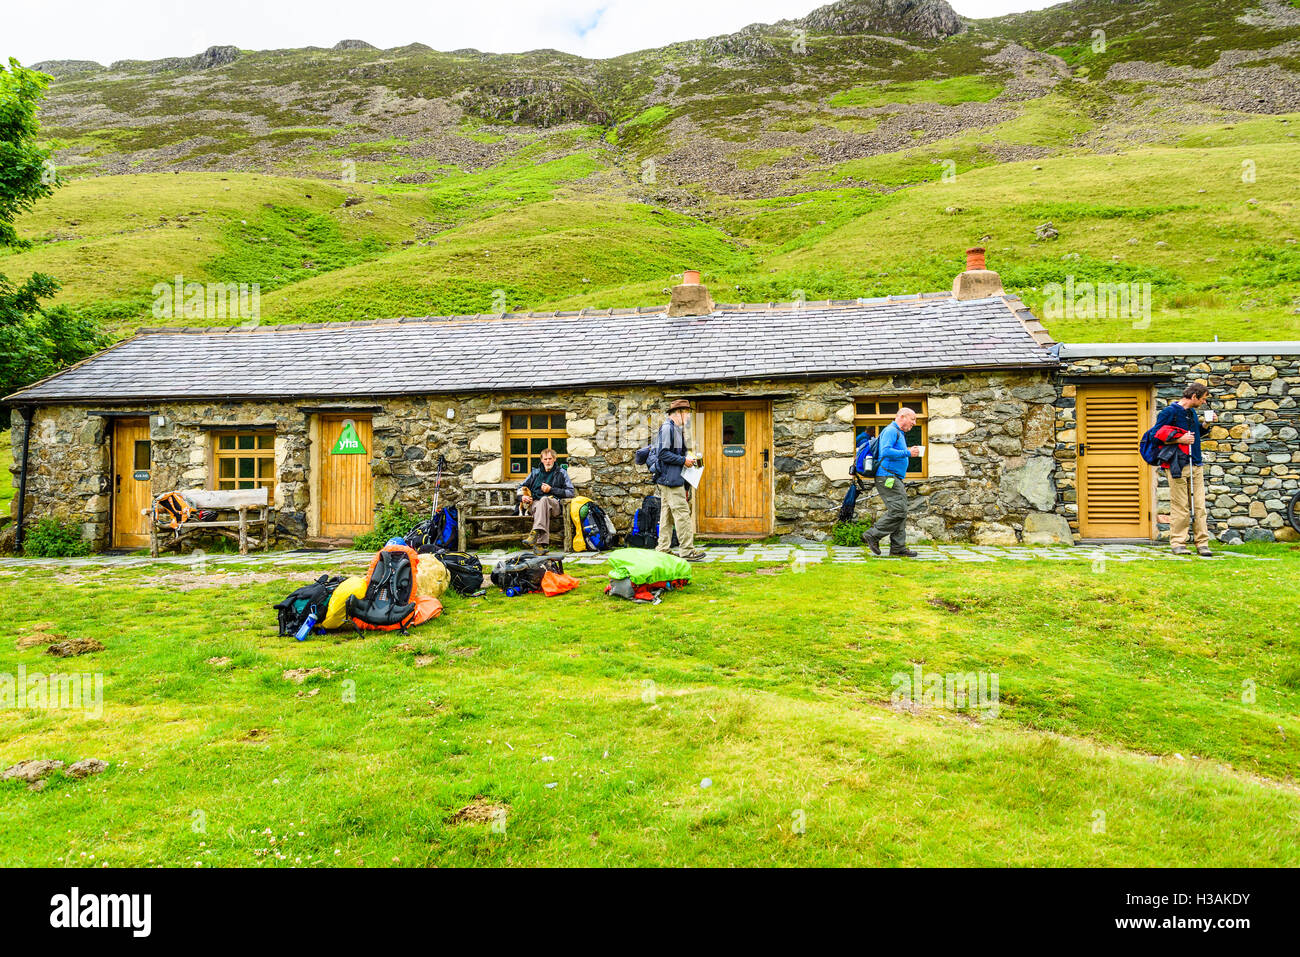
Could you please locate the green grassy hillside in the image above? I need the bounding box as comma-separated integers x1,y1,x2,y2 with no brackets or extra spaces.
7,0,1300,343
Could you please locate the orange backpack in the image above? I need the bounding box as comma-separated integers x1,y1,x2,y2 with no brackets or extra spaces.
346,544,440,632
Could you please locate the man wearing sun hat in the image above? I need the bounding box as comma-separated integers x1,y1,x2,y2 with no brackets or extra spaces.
651,398,707,562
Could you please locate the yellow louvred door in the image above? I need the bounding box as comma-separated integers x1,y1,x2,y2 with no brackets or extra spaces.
1077,385,1152,539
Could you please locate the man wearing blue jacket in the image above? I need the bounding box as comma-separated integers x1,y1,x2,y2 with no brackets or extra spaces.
863,407,923,558
652,398,707,562
1154,382,1215,556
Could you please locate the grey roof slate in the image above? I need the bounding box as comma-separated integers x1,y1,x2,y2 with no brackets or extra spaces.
6,295,1057,404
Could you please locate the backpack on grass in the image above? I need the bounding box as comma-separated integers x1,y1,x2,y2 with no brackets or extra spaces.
273,574,346,637
424,549,485,597
490,552,565,594
347,544,430,632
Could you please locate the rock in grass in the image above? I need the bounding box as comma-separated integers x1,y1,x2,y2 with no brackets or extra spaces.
2,759,64,783
67,759,108,779
46,637,104,658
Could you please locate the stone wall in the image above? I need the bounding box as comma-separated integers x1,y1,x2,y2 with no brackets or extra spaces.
9,367,1064,550
1055,353,1300,543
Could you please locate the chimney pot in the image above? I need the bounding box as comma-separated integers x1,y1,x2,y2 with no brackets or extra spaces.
953,247,1003,301
668,270,714,317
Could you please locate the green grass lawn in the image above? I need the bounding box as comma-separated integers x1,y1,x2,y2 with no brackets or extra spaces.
2,548,1297,866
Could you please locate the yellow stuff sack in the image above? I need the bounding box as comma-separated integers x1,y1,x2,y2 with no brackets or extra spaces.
416,555,450,599
321,575,367,629
569,496,592,552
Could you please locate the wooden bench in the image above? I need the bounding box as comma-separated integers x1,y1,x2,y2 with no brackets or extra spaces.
146,488,277,556
457,483,574,553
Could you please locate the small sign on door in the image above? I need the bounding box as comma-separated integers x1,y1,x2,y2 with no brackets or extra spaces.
132,470,150,481
331,419,366,455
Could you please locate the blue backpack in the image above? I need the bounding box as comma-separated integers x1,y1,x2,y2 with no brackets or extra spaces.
405,506,458,551
852,432,881,478
1139,426,1162,466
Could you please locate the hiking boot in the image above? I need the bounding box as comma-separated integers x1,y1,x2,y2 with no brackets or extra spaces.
534,542,549,555
863,533,882,557
891,548,919,558
522,530,539,549
1196,547,1214,557
1171,546,1190,556
681,549,707,562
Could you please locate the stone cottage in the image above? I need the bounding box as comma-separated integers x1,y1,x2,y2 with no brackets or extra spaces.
4,257,1073,550
5,256,1297,551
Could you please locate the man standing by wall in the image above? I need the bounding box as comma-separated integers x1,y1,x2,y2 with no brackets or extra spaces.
863,407,923,558
1156,382,1215,557
652,398,707,562
519,447,574,554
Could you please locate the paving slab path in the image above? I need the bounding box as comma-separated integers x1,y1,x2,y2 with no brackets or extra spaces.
0,542,1276,571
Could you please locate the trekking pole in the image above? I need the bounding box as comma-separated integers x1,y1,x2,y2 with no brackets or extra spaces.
431,454,446,516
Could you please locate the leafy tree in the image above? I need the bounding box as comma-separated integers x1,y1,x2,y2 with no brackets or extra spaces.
0,58,108,400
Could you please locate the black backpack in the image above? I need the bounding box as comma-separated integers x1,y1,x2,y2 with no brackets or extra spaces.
628,495,677,549
490,552,564,594
424,548,485,596
273,574,345,637
346,546,418,632
406,506,458,551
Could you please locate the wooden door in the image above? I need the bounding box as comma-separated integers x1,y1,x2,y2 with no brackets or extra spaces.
112,418,152,548
319,416,374,538
696,401,772,536
1077,385,1152,539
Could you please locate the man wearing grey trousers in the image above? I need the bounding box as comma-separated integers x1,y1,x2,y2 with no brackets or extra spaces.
863,407,923,558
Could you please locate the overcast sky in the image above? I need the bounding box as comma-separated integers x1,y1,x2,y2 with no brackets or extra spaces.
7,0,1062,66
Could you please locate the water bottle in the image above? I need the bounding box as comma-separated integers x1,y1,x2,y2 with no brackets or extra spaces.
294,612,317,642
505,586,522,598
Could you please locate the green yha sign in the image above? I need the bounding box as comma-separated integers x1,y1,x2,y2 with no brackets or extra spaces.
331,420,366,455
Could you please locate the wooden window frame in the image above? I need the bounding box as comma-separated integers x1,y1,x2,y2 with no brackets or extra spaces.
211,429,277,495
853,396,929,479
503,411,569,481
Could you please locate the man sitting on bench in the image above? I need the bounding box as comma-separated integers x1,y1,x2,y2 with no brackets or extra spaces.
518,447,574,553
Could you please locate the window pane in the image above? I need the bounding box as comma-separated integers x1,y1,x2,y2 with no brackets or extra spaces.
238,480,253,489
551,412,566,428
509,414,527,430
855,402,873,416
219,435,234,450
721,411,746,446
530,414,548,430
219,459,235,478
878,401,899,415
133,440,151,470
509,458,527,475
259,458,274,478
258,433,274,449
551,438,567,455
237,434,254,450
510,438,527,455
239,458,254,478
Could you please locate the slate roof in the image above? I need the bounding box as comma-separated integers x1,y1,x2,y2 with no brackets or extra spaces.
5,293,1057,404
